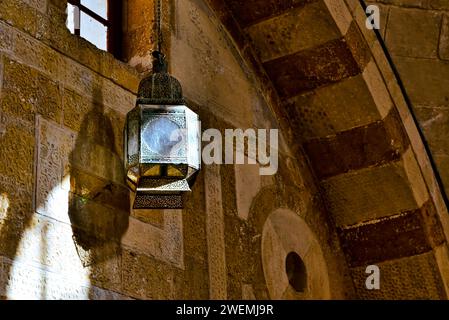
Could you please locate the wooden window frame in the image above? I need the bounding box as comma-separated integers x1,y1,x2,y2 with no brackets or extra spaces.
67,0,123,59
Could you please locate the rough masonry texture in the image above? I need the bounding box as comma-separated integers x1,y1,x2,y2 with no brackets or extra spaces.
0,0,449,300
368,0,449,203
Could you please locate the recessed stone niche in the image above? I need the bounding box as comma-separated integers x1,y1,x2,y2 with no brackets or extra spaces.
234,158,261,221
261,209,330,299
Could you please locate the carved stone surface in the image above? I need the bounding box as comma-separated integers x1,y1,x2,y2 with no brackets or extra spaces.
122,211,184,269
204,164,227,299
2,0,449,300
0,256,129,300
261,209,331,300
35,116,76,224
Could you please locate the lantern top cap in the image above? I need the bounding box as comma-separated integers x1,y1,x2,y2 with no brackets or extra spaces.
137,51,185,105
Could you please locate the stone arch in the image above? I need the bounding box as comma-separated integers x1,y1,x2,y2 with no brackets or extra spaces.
206,0,449,298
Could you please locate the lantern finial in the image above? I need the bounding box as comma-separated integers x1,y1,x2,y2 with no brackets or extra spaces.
152,51,167,73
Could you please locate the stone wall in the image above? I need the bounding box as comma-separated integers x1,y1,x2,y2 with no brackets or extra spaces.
0,0,352,299
206,0,449,299
123,0,154,72
368,0,449,199
1,0,449,300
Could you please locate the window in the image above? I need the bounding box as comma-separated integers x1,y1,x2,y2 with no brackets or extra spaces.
67,0,122,58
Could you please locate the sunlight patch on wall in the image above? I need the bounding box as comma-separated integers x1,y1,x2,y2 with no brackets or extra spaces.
5,177,92,300
0,193,9,220
3,117,92,300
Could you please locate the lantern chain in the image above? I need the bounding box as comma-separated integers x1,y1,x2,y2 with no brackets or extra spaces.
156,0,163,53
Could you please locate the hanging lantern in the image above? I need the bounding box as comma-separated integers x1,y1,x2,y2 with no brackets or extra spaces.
124,52,201,209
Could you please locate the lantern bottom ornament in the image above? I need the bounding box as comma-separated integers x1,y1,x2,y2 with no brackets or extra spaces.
124,52,201,209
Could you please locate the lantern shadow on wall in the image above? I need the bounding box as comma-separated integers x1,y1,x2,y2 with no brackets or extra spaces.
68,87,130,267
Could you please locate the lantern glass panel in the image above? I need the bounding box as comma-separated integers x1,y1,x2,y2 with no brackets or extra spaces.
126,109,140,168
140,105,188,164
143,117,182,157
186,108,201,171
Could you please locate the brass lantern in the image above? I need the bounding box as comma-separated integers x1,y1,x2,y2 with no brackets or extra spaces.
124,52,201,209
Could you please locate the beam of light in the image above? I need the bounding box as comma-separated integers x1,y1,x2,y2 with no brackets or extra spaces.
0,193,9,220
